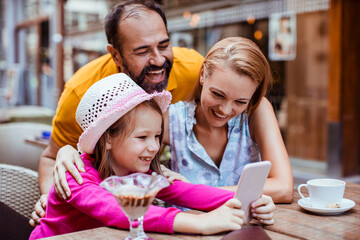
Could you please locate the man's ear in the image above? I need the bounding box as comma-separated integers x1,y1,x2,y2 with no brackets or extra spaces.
107,44,123,71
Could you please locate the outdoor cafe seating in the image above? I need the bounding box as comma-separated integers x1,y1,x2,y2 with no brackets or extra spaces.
0,163,40,240
0,122,51,171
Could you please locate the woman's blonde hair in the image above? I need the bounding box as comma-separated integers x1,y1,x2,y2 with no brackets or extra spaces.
92,99,164,179
189,37,272,117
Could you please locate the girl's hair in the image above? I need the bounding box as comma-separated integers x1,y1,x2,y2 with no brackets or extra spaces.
189,37,273,117
92,99,164,179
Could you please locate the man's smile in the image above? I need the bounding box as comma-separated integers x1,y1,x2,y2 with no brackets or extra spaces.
146,69,165,84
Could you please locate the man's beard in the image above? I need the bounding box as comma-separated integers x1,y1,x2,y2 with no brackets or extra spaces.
121,59,172,94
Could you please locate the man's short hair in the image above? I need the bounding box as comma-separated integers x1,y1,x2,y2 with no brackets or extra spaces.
105,0,168,53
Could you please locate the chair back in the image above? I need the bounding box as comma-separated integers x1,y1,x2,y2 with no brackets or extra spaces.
0,163,40,219
0,122,52,171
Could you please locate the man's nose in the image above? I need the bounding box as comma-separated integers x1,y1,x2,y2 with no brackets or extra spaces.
149,49,165,66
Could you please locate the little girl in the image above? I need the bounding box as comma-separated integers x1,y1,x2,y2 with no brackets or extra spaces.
29,73,275,239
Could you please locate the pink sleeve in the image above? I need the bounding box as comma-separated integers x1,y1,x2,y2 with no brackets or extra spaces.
66,168,181,234
156,180,235,211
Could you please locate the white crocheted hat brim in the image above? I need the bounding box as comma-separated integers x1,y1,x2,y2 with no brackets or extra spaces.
76,73,171,154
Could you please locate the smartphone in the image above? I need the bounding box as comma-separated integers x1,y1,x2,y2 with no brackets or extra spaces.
234,161,272,223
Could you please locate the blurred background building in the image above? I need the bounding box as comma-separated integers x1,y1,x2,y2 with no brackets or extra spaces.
1,0,359,184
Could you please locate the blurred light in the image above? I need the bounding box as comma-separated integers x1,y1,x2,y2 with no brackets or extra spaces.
254,30,263,40
183,11,191,19
52,33,63,43
190,14,200,28
247,15,255,24
192,14,200,22
189,20,197,28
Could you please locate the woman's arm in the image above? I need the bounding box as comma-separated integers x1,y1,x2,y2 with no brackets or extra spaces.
249,97,293,203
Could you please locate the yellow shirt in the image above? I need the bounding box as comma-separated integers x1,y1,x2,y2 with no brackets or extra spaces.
52,47,204,148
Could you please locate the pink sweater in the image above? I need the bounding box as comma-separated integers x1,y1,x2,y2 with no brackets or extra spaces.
29,154,234,239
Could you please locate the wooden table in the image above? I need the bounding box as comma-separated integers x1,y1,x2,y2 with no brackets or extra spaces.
43,182,360,240
24,136,49,148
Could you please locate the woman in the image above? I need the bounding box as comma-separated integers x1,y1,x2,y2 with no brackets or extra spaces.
162,37,293,203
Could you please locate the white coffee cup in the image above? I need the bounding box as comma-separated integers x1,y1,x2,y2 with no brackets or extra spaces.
297,179,346,208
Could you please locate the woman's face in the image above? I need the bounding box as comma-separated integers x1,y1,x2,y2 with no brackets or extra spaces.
199,65,258,128
108,105,162,176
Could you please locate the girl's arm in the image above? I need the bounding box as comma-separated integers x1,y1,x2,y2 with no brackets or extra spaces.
157,180,235,211
249,97,293,203
157,180,275,226
173,198,244,235
65,169,179,233
156,181,246,234
67,171,248,234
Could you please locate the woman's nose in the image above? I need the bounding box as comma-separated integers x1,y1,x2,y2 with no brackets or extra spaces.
219,102,233,115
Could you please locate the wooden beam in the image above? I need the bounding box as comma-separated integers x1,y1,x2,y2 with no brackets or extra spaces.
57,0,65,95
15,16,49,30
327,0,342,122
328,0,360,176
36,24,42,105
340,0,360,176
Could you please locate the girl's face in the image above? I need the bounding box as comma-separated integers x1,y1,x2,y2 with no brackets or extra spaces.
199,65,258,128
107,106,162,176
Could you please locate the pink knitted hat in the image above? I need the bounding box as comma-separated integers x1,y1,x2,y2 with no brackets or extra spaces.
76,73,171,154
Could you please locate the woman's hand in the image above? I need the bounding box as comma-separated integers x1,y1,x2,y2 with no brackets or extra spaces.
160,165,190,183
250,194,275,225
29,194,48,227
53,145,85,199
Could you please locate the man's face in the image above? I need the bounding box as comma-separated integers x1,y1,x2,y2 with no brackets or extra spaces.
115,10,173,93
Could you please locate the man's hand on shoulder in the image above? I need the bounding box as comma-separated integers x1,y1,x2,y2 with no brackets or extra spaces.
54,145,85,200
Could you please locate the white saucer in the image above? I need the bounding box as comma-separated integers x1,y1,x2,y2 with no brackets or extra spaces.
298,197,355,215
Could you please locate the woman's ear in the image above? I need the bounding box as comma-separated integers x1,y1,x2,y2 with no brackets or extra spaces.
199,67,205,85
107,44,123,72
200,76,204,85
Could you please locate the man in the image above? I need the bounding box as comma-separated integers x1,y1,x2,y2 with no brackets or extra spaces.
30,0,203,226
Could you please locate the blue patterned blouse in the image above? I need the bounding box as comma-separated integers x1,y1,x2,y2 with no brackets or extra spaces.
169,101,260,187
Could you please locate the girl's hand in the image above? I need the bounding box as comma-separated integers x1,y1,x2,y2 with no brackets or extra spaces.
198,198,244,235
53,145,85,200
250,194,275,225
160,165,190,183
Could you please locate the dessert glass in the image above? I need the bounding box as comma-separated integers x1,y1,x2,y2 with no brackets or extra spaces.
100,172,169,240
